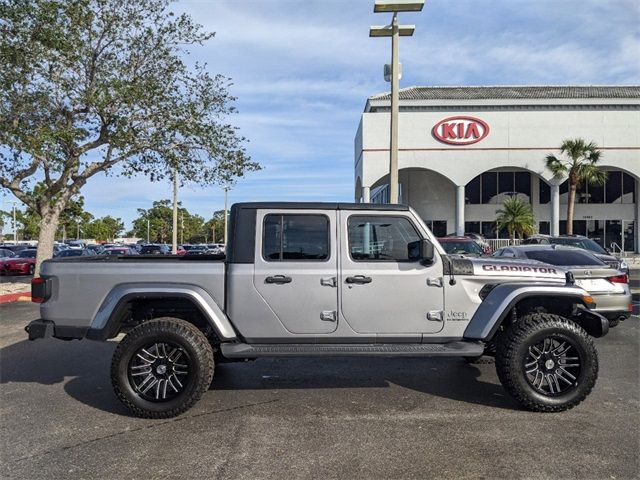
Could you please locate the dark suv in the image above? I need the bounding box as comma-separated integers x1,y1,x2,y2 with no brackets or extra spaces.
522,235,628,273
139,244,171,255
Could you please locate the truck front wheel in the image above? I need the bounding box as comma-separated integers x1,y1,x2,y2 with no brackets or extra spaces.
111,317,214,419
495,313,598,412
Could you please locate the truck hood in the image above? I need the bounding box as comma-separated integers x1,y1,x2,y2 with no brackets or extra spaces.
447,256,567,282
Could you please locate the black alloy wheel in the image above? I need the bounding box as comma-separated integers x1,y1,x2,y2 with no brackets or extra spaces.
128,341,192,402
523,336,581,396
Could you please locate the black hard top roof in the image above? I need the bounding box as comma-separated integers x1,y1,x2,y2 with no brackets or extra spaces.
231,202,409,211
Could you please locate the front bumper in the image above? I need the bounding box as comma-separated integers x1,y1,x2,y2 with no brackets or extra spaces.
25,319,87,341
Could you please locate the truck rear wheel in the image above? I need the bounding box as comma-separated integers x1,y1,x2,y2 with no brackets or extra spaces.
111,317,214,419
495,313,598,412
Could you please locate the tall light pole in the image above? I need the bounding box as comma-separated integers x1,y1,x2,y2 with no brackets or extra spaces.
223,187,229,246
146,218,150,243
370,0,424,204
172,171,178,254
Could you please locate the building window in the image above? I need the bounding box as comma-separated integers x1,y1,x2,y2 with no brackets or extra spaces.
623,173,636,204
539,181,551,204
425,220,447,237
605,172,622,204
466,171,531,205
263,214,329,261
466,176,481,204
348,216,421,262
465,221,480,234
539,221,550,235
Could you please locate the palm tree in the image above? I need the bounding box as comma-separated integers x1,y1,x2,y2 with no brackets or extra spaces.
496,197,536,242
545,139,607,235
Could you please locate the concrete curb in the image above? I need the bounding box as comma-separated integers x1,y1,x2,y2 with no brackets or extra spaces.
0,291,31,304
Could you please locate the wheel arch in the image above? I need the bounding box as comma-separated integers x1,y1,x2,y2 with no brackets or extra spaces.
86,283,237,342
464,283,601,341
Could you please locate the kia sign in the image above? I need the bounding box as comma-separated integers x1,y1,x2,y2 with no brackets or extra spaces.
432,116,490,145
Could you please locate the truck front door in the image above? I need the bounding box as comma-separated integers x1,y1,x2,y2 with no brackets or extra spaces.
253,210,338,334
339,212,444,335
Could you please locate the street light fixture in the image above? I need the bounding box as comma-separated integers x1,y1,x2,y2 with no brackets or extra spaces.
370,0,424,204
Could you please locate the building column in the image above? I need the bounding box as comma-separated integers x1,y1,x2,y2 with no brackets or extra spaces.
455,185,465,236
362,186,371,204
551,184,560,236
635,179,640,253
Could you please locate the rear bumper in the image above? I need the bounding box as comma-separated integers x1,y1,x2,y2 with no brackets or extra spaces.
25,319,87,341
592,293,633,316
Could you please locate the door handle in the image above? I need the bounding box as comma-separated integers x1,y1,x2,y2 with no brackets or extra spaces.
345,275,372,284
265,275,292,284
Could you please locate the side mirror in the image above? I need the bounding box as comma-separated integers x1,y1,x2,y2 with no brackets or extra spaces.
409,238,434,263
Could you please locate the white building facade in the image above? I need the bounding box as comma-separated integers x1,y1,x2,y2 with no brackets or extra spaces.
354,86,640,252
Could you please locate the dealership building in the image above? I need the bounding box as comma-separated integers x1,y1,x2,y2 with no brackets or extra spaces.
354,86,640,252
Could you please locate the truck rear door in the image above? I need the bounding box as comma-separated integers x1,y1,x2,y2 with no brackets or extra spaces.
253,209,338,334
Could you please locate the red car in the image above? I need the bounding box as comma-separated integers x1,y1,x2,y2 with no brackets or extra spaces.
2,248,37,275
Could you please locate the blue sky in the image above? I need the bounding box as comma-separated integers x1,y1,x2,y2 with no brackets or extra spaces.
3,0,640,231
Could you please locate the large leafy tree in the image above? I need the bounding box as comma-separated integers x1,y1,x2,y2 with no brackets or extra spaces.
545,139,607,235
128,199,204,244
496,197,536,242
84,215,124,241
0,0,260,273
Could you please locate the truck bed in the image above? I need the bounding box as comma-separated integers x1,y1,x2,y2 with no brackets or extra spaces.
40,256,226,331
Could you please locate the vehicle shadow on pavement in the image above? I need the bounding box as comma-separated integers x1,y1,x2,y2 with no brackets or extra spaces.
212,357,519,411
1,339,518,415
0,338,129,415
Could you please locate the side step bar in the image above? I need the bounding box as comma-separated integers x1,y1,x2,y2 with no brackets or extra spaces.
221,342,484,358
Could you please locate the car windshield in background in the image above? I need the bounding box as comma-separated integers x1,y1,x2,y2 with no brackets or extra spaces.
441,241,483,255
105,249,129,255
524,249,605,266
549,238,607,254
57,249,85,257
17,250,37,258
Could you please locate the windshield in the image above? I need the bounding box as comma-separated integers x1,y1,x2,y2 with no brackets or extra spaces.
18,250,37,258
524,249,605,266
441,241,483,255
140,246,161,253
550,238,607,254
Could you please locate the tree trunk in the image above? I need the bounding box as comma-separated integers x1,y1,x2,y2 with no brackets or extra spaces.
35,209,62,276
567,181,577,236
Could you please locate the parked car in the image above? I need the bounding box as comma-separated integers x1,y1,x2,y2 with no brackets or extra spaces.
55,249,94,258
464,233,492,254
0,248,16,259
438,236,485,256
522,235,628,273
207,243,226,255
493,244,631,326
139,244,171,255
86,244,106,255
2,249,37,275
64,240,85,250
1,244,30,254
184,245,210,256
104,247,138,256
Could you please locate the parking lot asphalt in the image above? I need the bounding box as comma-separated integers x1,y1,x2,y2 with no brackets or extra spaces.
1,302,638,480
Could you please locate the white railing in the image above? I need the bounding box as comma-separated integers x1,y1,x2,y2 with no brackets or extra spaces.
487,238,522,250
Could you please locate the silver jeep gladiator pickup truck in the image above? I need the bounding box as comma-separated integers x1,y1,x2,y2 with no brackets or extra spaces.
27,202,609,418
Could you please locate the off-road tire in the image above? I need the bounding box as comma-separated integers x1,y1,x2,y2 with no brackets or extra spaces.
111,317,214,419
495,313,598,412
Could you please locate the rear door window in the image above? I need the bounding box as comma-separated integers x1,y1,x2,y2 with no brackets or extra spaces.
263,214,329,261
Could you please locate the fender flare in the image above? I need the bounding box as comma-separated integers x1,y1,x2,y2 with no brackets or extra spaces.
463,283,592,341
86,283,237,341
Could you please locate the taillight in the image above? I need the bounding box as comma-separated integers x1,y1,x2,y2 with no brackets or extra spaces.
607,274,628,284
31,277,50,303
